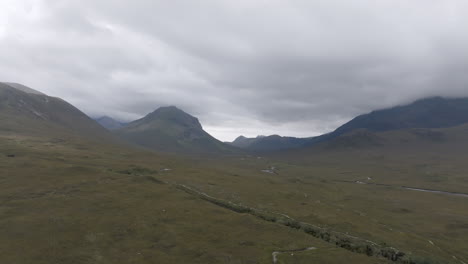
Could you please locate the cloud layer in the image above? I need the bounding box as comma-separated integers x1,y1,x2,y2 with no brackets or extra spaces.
1,0,468,140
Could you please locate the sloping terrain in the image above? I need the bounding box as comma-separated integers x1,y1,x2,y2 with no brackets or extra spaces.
114,106,237,154
0,82,114,142
230,135,310,152
95,116,126,130
186,124,468,264
0,83,387,263
1,83,467,263
310,96,468,146
336,97,468,132
229,135,261,148
230,97,468,152
0,128,392,264
1,82,45,95
309,122,468,153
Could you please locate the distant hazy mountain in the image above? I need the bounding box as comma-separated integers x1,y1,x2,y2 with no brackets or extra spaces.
95,116,126,130
230,135,264,148
0,82,114,141
332,97,468,135
229,135,309,152
114,106,237,154
232,97,468,152
307,96,468,149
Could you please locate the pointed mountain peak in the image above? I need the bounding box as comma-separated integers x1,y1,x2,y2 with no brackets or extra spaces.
234,135,247,141
115,106,234,154
144,105,202,130
147,106,187,116
152,105,181,113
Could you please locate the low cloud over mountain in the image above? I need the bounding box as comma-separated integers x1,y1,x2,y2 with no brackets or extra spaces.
1,0,468,140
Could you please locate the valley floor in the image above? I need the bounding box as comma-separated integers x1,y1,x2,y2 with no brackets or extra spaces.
1,133,467,264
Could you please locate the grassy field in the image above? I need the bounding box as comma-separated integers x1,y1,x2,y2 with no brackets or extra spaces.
163,127,468,264
0,133,393,264
2,78,467,263
1,125,467,263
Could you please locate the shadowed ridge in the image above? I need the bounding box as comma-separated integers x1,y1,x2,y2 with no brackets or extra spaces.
332,97,468,136
0,82,116,142
229,134,312,152
114,106,238,154
307,96,468,148
231,96,468,153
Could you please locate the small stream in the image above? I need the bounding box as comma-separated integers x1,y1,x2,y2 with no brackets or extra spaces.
402,186,468,198
341,180,468,198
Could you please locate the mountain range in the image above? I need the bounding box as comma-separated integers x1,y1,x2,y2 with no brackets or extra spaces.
3,82,468,155
230,97,468,152
2,82,468,264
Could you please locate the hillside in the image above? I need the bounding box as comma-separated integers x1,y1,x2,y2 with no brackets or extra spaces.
310,126,454,152
1,82,45,95
0,82,114,141
95,116,126,130
331,97,468,136
0,119,398,264
230,135,309,152
114,106,237,154
301,97,468,149
233,97,468,152
229,135,261,148
1,83,466,263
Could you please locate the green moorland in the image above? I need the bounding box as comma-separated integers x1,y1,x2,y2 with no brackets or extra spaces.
0,132,392,264
2,84,467,263
167,126,468,264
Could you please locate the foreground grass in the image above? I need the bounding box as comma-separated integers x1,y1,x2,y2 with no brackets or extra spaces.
0,134,390,264
175,183,417,263
2,128,467,263
163,148,468,264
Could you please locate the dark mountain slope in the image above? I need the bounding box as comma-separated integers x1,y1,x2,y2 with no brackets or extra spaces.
114,106,237,154
232,97,468,152
287,124,468,158
230,135,310,152
0,82,114,141
230,135,265,148
305,96,468,148
332,97,468,136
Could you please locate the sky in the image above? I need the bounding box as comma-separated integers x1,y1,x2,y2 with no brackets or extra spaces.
1,0,468,141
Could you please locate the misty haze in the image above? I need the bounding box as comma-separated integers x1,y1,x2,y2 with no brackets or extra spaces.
1,1,467,264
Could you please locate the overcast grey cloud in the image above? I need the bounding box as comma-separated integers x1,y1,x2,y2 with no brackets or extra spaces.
1,0,468,140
